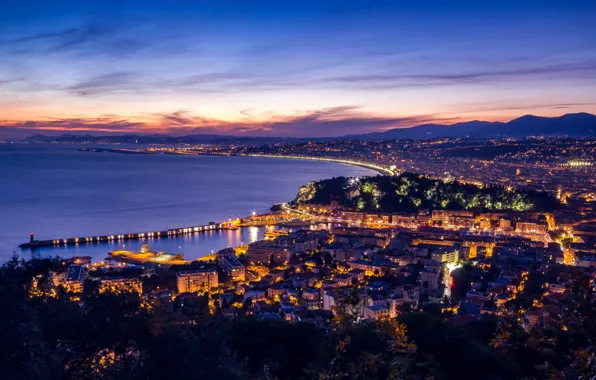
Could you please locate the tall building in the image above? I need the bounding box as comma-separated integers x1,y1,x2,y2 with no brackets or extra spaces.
246,241,293,265
431,248,459,264
420,268,441,290
63,265,85,293
177,269,218,293
218,253,246,281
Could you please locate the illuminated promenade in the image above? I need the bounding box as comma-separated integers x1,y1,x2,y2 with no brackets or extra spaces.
244,153,397,175
105,148,397,176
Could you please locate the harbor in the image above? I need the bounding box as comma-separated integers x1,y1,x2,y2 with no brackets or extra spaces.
20,220,240,249
17,210,332,263
19,207,335,251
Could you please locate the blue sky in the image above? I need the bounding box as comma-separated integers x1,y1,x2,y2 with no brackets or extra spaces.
1,0,595,137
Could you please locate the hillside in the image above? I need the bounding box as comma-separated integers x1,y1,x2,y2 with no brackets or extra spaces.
292,173,559,213
348,113,596,140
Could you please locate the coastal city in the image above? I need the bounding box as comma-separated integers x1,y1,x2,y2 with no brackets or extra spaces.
3,1,596,378
113,136,596,197
8,137,595,378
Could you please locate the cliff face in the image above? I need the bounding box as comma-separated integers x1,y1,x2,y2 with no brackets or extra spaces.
295,182,317,203
292,174,559,213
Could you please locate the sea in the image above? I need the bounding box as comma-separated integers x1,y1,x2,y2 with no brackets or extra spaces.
0,144,375,263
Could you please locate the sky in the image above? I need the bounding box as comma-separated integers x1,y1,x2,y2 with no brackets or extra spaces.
1,0,596,138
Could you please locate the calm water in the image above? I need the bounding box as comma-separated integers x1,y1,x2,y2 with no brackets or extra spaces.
0,144,374,262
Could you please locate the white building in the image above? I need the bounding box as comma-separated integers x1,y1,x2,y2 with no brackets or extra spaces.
176,269,218,293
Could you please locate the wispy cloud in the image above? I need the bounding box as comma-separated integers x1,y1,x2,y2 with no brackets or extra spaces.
446,101,596,114
5,25,109,53
320,61,596,89
66,72,140,96
1,116,144,134
2,23,148,59
0,107,457,138
0,77,24,86
153,106,458,137
56,58,596,98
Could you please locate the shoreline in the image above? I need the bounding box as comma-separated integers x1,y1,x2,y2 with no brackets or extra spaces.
15,148,385,257
83,147,394,176
242,153,392,175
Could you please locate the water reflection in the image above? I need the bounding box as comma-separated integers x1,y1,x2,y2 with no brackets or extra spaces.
27,226,278,263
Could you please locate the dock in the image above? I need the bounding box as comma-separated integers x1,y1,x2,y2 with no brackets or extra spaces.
20,221,237,249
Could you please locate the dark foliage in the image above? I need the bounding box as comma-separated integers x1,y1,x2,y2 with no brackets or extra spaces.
293,173,559,213
1,257,594,379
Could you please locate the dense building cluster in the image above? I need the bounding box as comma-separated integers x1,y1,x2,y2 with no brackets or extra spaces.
44,208,596,323
3,136,596,379
145,137,595,200
7,212,596,378
240,138,596,197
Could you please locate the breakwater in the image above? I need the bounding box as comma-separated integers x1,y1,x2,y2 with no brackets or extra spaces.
20,222,236,249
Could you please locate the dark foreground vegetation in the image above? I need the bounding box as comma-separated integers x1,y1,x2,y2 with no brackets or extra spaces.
1,257,595,380
293,173,559,213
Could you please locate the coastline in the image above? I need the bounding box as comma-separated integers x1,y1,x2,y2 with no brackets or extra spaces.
83,147,394,176
10,147,377,260
242,153,392,176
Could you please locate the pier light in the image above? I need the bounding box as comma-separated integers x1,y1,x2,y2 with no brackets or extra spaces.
63,239,67,244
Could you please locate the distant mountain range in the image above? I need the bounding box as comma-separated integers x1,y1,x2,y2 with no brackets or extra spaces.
345,113,596,140
13,113,596,144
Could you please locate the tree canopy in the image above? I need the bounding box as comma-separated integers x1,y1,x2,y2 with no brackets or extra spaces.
293,173,559,213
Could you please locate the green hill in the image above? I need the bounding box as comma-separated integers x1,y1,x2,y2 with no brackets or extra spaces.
292,173,559,213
